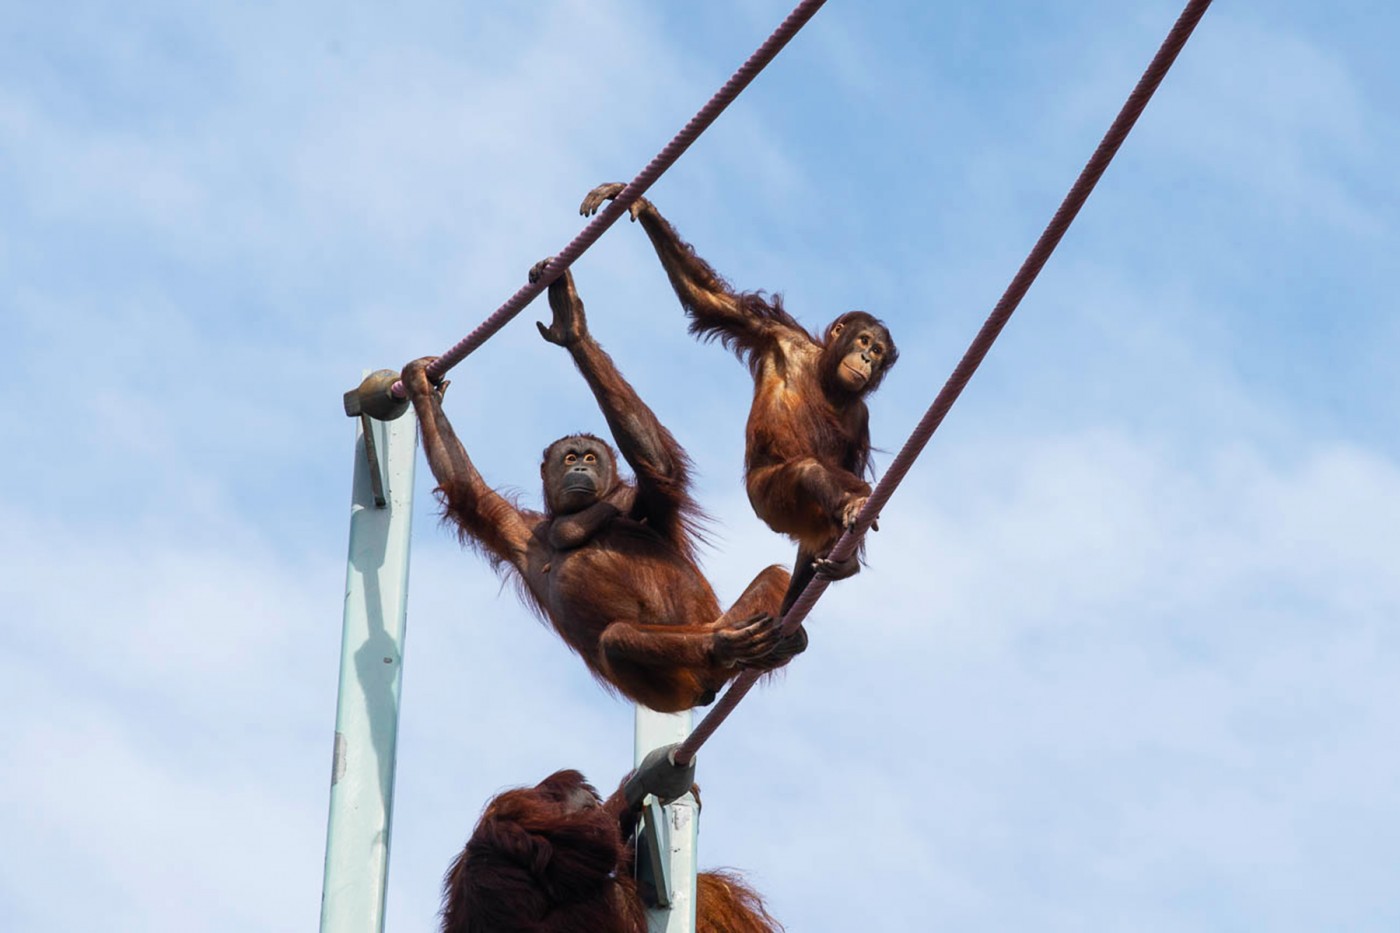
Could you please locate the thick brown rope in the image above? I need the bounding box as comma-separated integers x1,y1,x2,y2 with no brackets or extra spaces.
385,0,831,398
674,0,1215,765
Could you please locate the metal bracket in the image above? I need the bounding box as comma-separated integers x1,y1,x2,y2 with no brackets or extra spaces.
344,370,410,510
628,741,696,910
359,414,387,509
635,794,673,908
344,370,410,422
623,743,695,809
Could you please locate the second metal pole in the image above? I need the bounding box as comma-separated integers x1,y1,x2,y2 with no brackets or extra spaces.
634,707,698,933
320,402,418,933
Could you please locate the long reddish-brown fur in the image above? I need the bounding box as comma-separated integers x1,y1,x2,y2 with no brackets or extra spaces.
695,870,786,933
580,183,897,612
442,770,783,933
403,264,797,713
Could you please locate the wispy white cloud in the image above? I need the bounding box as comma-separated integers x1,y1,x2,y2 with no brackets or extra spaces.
0,655,325,931
1142,11,1385,235
682,429,1400,930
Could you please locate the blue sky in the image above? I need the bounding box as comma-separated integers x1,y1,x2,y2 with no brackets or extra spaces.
3,1,1399,930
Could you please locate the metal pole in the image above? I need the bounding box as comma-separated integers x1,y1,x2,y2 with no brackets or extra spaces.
634,707,698,933
320,399,418,933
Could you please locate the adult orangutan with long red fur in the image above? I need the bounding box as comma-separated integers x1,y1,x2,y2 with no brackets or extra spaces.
582,183,899,616
402,262,802,713
441,769,783,933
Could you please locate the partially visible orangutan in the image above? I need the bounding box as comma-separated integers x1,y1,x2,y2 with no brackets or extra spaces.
402,261,801,713
441,769,783,933
582,184,899,613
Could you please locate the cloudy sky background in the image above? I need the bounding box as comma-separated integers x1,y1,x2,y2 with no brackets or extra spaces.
3,0,1399,929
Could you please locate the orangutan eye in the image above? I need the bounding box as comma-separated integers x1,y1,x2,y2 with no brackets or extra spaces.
564,453,577,464
583,453,597,464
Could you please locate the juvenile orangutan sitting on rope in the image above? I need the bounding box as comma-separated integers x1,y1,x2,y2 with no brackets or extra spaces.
582,183,898,616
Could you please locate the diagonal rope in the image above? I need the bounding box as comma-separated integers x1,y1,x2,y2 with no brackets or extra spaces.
386,0,831,398
674,0,1215,766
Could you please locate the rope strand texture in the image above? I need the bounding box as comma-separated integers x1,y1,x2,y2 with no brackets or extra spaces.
385,0,831,397
675,0,1215,765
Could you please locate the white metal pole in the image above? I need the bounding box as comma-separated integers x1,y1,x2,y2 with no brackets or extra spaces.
634,707,698,933
320,405,418,933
